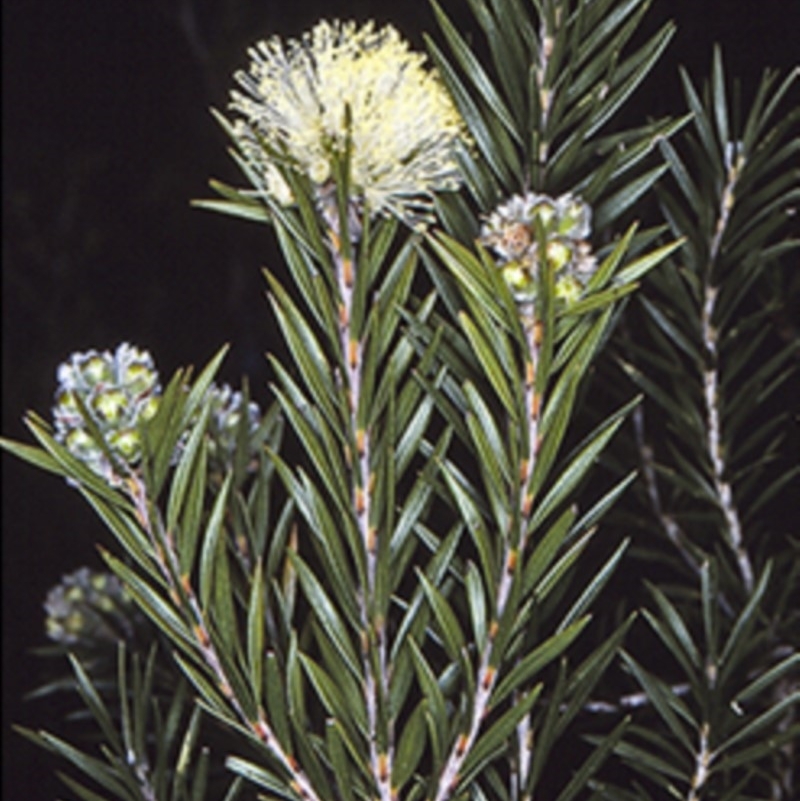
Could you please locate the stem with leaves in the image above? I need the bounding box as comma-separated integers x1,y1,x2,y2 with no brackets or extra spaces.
123,475,323,801
701,151,753,593
329,229,393,801
532,2,558,187
432,301,544,801
633,404,696,568
686,722,712,801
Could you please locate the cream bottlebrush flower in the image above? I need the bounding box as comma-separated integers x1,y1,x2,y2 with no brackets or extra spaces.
228,19,467,222
53,343,161,484
480,192,597,303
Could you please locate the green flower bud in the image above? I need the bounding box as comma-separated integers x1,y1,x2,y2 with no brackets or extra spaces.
546,240,572,272
555,275,583,304
502,263,537,301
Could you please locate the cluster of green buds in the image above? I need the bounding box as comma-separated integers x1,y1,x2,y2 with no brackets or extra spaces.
479,192,597,304
52,343,161,484
204,383,263,474
44,567,140,647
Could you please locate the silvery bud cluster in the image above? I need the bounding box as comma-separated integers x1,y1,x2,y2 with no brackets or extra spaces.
480,192,597,303
44,567,139,647
206,383,263,472
53,344,161,484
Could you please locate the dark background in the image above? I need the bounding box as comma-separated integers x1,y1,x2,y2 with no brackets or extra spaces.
3,1,797,798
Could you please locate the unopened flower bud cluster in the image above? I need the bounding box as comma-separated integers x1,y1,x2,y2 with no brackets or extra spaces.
480,192,597,303
196,383,264,474
44,567,139,647
53,343,161,484
53,343,264,484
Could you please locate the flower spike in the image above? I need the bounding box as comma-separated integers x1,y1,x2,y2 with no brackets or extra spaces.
228,20,468,223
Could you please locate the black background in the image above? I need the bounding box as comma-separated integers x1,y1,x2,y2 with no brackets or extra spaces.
3,1,798,798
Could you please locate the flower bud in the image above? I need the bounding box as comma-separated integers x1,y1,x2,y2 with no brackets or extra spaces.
53,343,161,484
44,567,139,647
207,383,263,470
480,191,597,305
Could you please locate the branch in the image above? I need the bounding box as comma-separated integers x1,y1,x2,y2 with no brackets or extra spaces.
125,476,323,801
633,405,700,572
330,235,393,801
531,5,558,185
433,309,542,801
702,153,754,592
686,722,713,801
632,403,735,618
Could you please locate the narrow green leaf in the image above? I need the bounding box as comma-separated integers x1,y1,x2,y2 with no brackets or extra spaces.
408,638,448,758
417,569,467,662
16,728,133,800
438,460,497,594
493,617,590,705
199,472,232,609
56,773,115,801
584,24,675,140
659,137,702,210
558,539,628,632
21,414,130,507
459,312,517,417
270,375,351,519
522,506,576,595
645,583,701,670
714,691,800,757
225,757,295,800
289,552,360,678
718,562,772,673
68,654,123,754
428,233,509,329
430,0,521,143
465,561,488,648
606,732,690,783
247,561,266,705
299,654,364,740
595,165,668,230
393,701,428,791
101,551,194,652
264,653,293,752
621,652,695,753
717,723,800,773
528,369,581,504
711,46,729,148
0,436,63,476
267,273,342,429
679,67,721,172
463,381,513,488
392,519,463,661
535,530,594,603
79,490,157,578
460,684,543,784
325,719,357,801
734,653,800,706
554,718,629,801
614,239,684,286
425,37,521,186
530,407,630,531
